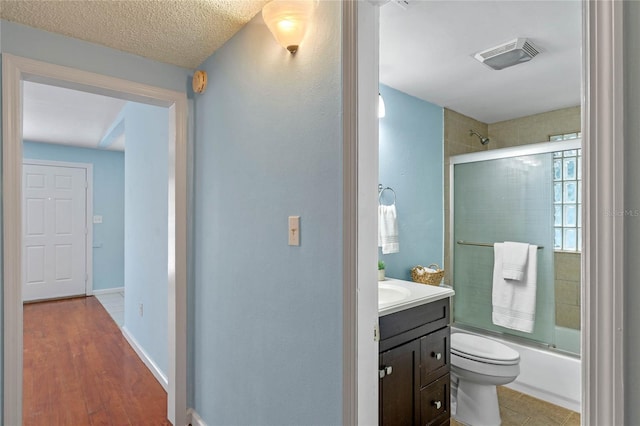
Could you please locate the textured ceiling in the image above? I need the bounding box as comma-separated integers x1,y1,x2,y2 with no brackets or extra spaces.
0,0,269,69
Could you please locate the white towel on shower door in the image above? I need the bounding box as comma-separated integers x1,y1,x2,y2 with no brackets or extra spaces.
378,204,399,254
502,241,530,281
492,243,538,333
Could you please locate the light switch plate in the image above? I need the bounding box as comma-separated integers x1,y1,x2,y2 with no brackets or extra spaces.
93,215,103,224
288,216,300,246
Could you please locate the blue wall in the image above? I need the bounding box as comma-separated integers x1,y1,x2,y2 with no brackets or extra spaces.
191,2,343,424
23,141,125,291
122,102,169,377
379,84,444,280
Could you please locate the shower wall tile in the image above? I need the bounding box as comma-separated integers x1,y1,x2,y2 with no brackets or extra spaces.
555,251,581,330
487,106,581,148
556,303,581,330
556,252,581,281
555,279,580,306
444,108,488,155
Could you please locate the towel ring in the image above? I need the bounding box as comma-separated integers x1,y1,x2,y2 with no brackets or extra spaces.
378,185,396,206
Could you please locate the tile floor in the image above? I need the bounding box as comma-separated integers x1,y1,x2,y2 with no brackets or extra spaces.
451,386,580,426
95,291,124,327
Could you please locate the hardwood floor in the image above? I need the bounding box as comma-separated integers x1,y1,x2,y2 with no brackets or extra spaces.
23,296,170,425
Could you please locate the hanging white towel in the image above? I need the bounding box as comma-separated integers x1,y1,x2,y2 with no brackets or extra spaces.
378,204,399,254
502,241,530,281
492,243,538,333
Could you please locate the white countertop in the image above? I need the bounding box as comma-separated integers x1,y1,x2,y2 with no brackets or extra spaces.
378,278,455,317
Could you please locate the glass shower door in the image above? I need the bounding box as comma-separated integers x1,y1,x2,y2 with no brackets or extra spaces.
452,152,555,345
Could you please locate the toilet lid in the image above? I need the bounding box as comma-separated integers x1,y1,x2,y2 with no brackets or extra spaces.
451,333,520,365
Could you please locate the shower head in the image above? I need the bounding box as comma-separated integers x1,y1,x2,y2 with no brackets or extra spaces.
469,129,490,145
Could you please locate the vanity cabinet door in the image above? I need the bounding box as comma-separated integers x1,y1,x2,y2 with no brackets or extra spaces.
379,339,420,426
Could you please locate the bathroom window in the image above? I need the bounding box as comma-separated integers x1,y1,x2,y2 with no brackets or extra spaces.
552,134,582,252
550,131,581,142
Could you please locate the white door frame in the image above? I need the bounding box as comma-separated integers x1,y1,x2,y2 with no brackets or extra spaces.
22,159,95,298
346,1,625,425
3,54,188,426
342,1,380,425
582,1,625,424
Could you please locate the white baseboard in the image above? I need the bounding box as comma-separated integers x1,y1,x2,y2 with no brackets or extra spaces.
91,286,124,296
121,326,168,391
187,408,207,426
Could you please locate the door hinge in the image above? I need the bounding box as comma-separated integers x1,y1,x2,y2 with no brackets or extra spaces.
85,274,89,283
374,322,380,342
85,181,88,188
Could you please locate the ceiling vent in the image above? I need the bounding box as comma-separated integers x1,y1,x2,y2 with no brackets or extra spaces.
392,0,410,10
473,38,540,70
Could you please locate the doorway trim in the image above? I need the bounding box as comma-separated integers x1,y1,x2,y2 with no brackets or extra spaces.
3,54,188,426
582,1,625,424
22,159,95,298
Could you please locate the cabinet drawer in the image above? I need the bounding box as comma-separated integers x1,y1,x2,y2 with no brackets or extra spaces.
420,326,450,387
380,299,449,350
420,374,450,426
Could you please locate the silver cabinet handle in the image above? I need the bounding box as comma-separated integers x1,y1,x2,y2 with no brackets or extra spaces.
433,400,442,409
432,352,442,360
379,366,393,378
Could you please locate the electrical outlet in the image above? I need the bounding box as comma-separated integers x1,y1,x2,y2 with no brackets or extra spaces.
139,303,144,317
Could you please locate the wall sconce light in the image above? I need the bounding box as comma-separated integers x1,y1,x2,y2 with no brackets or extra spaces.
262,0,316,54
378,93,386,118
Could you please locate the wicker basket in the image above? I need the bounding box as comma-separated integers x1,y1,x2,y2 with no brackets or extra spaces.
411,264,445,286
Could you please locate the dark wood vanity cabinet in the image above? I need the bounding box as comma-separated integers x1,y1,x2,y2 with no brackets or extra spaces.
379,298,451,426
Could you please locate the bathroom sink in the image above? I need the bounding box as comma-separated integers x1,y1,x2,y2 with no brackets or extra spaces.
378,279,454,316
378,282,411,305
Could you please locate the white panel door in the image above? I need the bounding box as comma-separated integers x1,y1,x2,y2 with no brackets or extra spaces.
22,164,87,302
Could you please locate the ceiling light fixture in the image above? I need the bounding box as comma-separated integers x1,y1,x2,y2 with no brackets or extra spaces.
379,93,386,118
262,0,316,54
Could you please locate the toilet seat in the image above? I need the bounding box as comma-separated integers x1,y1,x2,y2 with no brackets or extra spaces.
451,333,520,366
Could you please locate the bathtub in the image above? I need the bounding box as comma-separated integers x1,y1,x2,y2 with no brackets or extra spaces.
451,326,581,413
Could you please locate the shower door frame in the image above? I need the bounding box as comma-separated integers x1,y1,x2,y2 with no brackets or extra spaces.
448,139,582,349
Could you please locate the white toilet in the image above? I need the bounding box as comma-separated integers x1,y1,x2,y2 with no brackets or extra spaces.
450,332,521,426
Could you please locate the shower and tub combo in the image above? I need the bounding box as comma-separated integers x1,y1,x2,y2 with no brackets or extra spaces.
449,139,582,424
